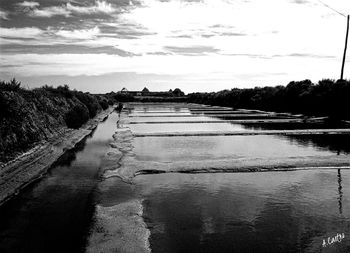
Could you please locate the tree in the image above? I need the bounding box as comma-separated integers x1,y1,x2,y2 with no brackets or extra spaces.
172,88,184,97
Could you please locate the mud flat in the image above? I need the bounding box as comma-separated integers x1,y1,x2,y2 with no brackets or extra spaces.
0,108,114,206
86,114,151,253
86,200,150,253
128,113,286,118
104,154,350,182
134,128,350,137
129,118,323,124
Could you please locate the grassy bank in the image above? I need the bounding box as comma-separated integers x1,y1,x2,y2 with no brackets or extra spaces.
0,79,114,164
188,79,350,120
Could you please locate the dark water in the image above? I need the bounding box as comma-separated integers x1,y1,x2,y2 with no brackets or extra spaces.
126,103,350,253
136,170,350,253
0,112,119,253
1,103,350,253
242,122,350,130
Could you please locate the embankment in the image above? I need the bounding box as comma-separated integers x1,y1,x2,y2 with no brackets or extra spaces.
0,79,115,205
0,107,114,206
0,80,113,164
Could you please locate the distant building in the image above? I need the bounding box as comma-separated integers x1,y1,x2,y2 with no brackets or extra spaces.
120,87,141,96
118,87,185,97
121,87,128,93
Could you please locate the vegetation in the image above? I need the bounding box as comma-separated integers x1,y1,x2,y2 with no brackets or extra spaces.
108,92,135,102
97,96,109,110
65,105,90,129
188,79,350,120
0,79,113,163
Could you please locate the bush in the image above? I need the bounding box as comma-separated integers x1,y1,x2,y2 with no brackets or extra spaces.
107,99,114,105
99,99,109,110
65,104,90,129
0,78,22,92
41,84,74,98
113,93,134,102
74,92,101,117
97,96,109,110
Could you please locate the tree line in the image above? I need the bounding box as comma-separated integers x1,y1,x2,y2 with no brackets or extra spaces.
0,79,114,163
187,79,350,120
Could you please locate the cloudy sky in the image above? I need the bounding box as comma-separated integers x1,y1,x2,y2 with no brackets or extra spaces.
0,0,349,93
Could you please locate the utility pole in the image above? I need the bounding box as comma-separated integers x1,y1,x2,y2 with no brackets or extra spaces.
340,15,349,80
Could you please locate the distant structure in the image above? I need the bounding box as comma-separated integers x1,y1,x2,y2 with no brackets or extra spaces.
118,87,184,97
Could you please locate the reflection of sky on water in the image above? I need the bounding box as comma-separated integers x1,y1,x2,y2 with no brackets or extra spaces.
135,170,350,253
133,135,341,162
130,116,219,122
0,112,120,253
129,123,247,134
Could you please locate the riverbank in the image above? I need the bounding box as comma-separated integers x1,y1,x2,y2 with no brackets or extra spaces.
0,107,114,206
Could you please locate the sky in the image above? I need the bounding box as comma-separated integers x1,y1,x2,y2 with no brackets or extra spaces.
0,0,350,93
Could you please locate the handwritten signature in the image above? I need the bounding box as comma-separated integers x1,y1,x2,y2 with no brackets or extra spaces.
322,233,345,248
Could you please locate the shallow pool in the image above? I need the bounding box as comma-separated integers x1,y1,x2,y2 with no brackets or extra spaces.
135,170,350,252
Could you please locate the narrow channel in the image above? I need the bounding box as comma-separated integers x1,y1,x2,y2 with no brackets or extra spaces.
0,112,121,253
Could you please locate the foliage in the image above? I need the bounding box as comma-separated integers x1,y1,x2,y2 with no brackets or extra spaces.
172,88,185,97
0,78,22,92
65,105,90,129
0,79,106,163
74,91,101,118
187,79,350,120
97,96,109,110
112,92,135,102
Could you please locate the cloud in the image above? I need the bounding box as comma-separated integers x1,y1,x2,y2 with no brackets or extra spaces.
30,6,71,17
290,0,310,4
16,1,40,8
0,44,136,56
164,46,220,55
147,51,171,55
219,32,247,37
1,0,349,91
57,27,100,40
0,9,8,20
66,1,115,14
19,0,117,18
273,53,336,59
0,27,44,38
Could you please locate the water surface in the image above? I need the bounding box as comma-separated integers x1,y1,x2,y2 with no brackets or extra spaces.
136,170,350,253
0,112,119,253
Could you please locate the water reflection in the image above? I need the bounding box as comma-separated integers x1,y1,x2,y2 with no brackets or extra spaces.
132,135,344,163
282,135,350,155
136,171,350,253
0,112,119,253
129,123,247,134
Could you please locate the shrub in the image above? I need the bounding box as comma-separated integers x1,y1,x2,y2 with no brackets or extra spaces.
65,104,90,129
97,96,109,110
0,78,22,92
56,85,74,98
99,99,109,110
107,99,114,105
74,92,101,117
113,93,134,102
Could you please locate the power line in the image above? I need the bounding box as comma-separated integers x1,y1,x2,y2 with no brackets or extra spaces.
316,0,346,18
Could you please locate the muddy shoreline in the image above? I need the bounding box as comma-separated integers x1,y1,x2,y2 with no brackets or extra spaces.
0,107,114,206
